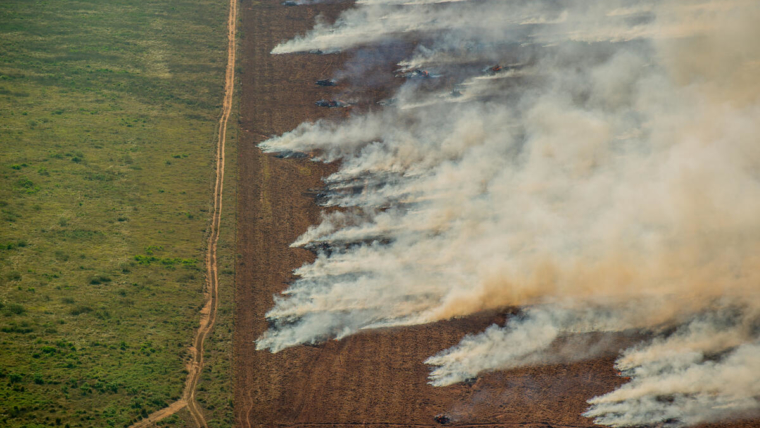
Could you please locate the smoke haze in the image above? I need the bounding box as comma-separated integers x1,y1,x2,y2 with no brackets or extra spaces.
256,0,760,426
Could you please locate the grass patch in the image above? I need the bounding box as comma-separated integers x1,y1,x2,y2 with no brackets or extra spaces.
0,0,232,426
194,68,239,428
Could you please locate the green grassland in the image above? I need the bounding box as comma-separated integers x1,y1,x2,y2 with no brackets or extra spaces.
194,91,238,428
0,0,234,426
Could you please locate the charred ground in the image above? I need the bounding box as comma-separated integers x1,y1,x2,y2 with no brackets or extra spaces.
233,1,759,427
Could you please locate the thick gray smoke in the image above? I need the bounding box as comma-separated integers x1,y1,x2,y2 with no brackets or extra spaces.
256,0,760,426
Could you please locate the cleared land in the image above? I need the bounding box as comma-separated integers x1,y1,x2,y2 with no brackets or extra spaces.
234,1,760,428
233,2,620,426
0,0,234,426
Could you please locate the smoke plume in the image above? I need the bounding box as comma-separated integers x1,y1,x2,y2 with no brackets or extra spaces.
256,0,760,426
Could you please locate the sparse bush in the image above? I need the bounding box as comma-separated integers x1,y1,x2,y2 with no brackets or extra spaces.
145,245,163,255
3,241,26,250
89,275,112,285
16,177,34,189
178,273,196,283
69,305,93,316
1,321,34,333
6,303,26,314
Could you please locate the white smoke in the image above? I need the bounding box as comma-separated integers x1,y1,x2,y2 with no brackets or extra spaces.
256,0,760,425
585,311,760,427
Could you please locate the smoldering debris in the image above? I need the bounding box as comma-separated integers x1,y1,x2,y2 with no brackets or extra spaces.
256,0,760,426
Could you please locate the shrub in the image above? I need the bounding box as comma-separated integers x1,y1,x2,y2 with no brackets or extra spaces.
79,383,92,395
6,303,26,315
69,305,93,316
1,322,34,333
16,177,34,188
89,275,112,285
134,255,158,265
145,245,163,255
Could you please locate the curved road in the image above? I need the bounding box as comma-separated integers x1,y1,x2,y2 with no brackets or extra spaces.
132,0,237,425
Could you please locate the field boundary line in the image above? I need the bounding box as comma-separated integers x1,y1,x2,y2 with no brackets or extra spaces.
130,0,237,425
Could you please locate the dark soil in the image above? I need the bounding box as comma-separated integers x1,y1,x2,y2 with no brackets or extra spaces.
233,1,760,427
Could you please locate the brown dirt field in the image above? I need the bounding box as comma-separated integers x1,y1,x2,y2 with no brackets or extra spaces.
232,1,760,428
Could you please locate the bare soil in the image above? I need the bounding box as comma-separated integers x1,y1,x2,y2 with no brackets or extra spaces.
233,1,759,427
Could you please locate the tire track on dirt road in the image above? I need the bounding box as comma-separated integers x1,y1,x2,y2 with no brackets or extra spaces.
131,0,237,425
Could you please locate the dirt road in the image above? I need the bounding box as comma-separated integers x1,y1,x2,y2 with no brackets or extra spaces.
131,0,237,426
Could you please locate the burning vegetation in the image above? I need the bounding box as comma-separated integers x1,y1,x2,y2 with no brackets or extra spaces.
257,1,760,427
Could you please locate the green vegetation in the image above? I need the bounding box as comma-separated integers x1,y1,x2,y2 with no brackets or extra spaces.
195,85,238,428
0,0,234,426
